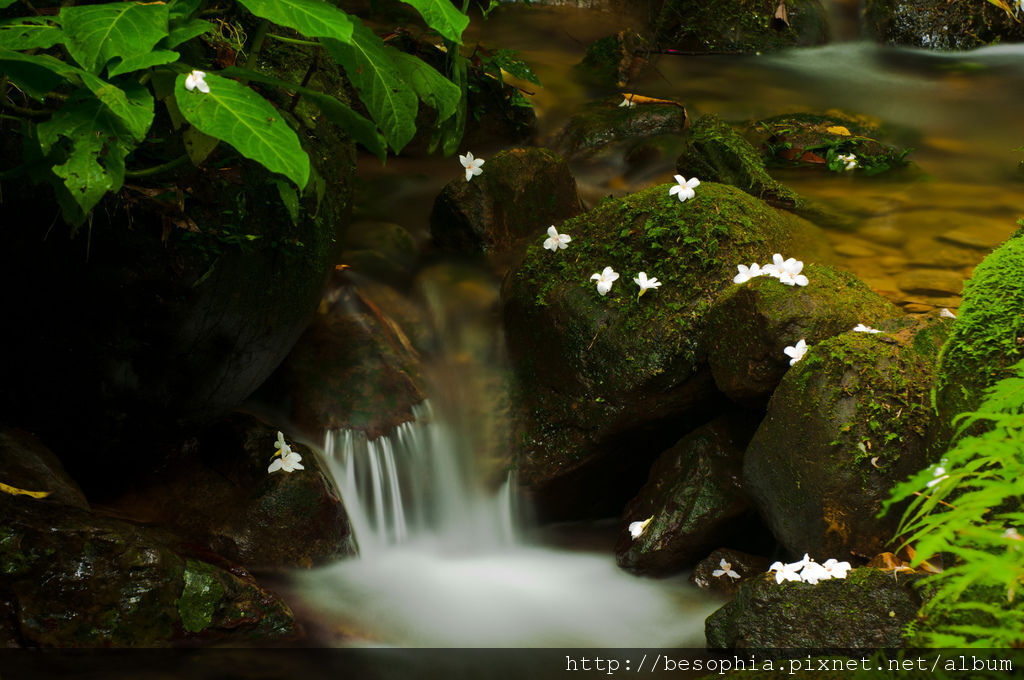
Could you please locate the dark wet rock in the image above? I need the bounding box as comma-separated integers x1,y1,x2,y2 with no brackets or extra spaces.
114,414,358,570
933,227,1024,442
751,112,912,175
0,50,353,498
706,265,902,404
430,147,583,257
554,98,688,160
577,30,652,87
654,0,829,54
615,414,764,575
743,318,950,561
705,568,922,648
691,549,772,596
263,281,427,439
503,182,832,519
1,499,295,647
864,0,1024,50
340,221,419,284
0,428,89,511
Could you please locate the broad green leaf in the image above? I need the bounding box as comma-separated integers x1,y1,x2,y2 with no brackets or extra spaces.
400,0,469,44
0,59,63,101
60,3,170,75
182,127,219,165
490,48,541,86
107,50,180,78
80,74,155,142
37,97,135,217
163,18,212,49
0,17,63,50
390,49,459,123
174,72,310,188
220,65,387,161
274,178,300,225
323,21,417,153
236,0,353,42
0,0,18,8
169,0,203,20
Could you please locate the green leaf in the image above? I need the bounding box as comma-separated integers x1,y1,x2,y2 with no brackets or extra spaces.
400,0,469,44
235,0,353,42
80,74,154,142
390,49,459,123
0,17,64,51
274,178,300,225
0,59,63,101
162,18,212,49
107,50,180,78
220,66,387,161
0,0,19,8
60,2,170,75
429,49,467,156
37,97,136,217
490,48,541,86
323,21,417,153
168,0,203,20
182,127,219,165
174,72,310,188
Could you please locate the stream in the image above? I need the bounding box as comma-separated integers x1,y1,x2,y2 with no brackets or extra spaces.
287,4,1023,648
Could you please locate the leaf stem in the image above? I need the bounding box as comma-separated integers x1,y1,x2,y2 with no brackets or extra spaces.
266,34,320,47
125,154,192,179
244,20,270,71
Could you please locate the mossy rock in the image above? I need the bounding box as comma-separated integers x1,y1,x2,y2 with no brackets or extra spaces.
112,414,358,570
554,98,688,160
1,491,295,647
706,265,902,404
691,548,772,597
933,226,1024,442
430,148,583,257
864,0,1024,50
614,414,764,576
705,568,922,648
742,318,951,560
653,0,829,53
265,283,427,439
503,182,832,519
750,112,912,175
577,30,651,87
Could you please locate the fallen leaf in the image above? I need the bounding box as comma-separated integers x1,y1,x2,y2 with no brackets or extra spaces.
0,481,51,499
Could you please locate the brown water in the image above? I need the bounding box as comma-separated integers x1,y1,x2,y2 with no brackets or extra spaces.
355,5,1024,313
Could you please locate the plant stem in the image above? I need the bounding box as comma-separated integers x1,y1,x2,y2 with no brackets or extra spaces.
266,34,319,47
244,20,270,71
125,154,191,179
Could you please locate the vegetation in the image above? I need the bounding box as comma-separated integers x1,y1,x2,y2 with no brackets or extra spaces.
0,0,472,225
885,359,1024,647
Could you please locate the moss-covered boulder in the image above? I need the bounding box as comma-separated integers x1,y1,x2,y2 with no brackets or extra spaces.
691,548,771,596
705,568,922,648
113,414,358,570
933,226,1024,441
504,182,832,519
264,280,427,439
615,414,763,575
750,112,912,175
430,148,583,257
743,318,951,560
706,265,902,404
554,98,688,160
654,0,829,53
0,432,296,646
864,0,1024,50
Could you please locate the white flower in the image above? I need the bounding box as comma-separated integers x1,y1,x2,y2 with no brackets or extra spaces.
543,225,571,251
712,558,741,580
669,174,700,202
925,460,949,488
733,263,763,284
618,96,636,108
837,153,858,171
776,257,809,287
185,70,210,94
783,339,808,365
940,308,957,319
590,266,619,296
769,560,803,584
1004,527,1023,541
628,516,653,539
799,559,830,585
459,151,485,181
634,271,662,297
853,323,883,334
822,558,852,579
269,431,304,473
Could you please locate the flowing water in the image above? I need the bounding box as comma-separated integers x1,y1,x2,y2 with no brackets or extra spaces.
291,4,1023,647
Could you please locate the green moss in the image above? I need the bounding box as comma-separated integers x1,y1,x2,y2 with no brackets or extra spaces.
0,527,31,577
654,0,828,53
935,227,1024,427
177,559,225,634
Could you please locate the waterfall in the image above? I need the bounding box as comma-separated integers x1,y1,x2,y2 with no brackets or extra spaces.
323,402,518,557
